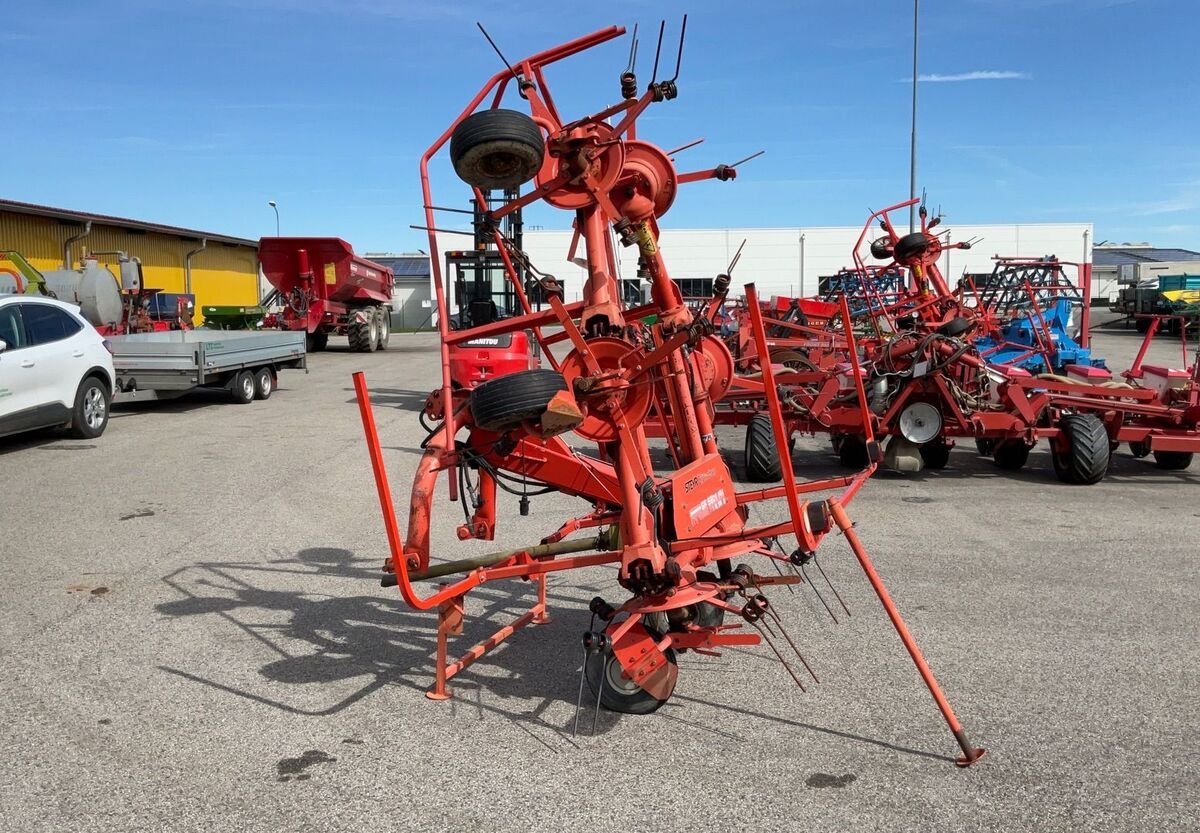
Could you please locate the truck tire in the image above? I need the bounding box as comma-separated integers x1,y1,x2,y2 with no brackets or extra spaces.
68,376,110,439
231,370,256,404
744,414,782,482
348,312,376,353
253,367,274,400
306,331,328,352
470,369,567,432
1051,413,1109,484
992,440,1031,471
450,109,545,190
376,307,391,351
1153,450,1194,470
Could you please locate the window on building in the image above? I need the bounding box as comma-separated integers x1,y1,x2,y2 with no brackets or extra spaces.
672,278,714,299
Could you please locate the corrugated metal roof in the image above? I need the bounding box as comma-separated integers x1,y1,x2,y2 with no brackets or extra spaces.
1093,247,1200,266
367,255,430,279
0,198,257,247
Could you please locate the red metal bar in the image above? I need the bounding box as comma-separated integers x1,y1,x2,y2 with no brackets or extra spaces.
828,499,985,767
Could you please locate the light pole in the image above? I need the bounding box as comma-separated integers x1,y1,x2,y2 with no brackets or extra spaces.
909,0,919,232
267,200,280,237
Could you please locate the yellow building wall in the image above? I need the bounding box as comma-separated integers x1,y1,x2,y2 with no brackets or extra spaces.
0,211,258,323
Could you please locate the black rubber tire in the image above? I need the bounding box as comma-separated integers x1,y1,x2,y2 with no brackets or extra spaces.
348,313,375,353
993,440,1031,471
1135,318,1152,334
744,414,783,482
1129,439,1151,459
893,232,930,262
1153,450,1194,470
918,440,951,469
306,331,328,352
231,370,256,405
253,367,274,400
870,237,892,260
450,109,545,190
376,307,391,351
837,434,870,468
584,637,677,715
68,376,110,439
975,438,996,456
1051,413,1110,484
469,369,568,432
937,317,971,338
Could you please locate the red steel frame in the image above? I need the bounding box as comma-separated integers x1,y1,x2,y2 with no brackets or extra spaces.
353,24,985,765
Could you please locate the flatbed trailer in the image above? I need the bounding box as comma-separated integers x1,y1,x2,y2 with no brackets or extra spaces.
109,329,306,404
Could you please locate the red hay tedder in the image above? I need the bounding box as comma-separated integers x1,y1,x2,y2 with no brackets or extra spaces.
713,199,1200,482
351,22,985,764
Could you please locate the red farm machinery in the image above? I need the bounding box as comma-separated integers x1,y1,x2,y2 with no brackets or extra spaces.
719,199,1200,482
352,22,986,765
258,237,394,352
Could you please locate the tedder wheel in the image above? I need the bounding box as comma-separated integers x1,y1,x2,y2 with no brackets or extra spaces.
469,369,568,432
450,109,545,191
231,370,256,404
376,307,391,351
1153,450,1194,470
584,634,678,715
253,367,274,400
837,434,870,468
1051,413,1110,485
348,312,376,353
992,440,1031,471
68,376,110,439
937,317,972,338
744,413,783,482
1129,439,1151,459
918,439,951,469
975,438,996,456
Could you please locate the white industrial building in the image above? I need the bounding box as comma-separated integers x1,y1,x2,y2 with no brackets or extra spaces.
516,222,1096,302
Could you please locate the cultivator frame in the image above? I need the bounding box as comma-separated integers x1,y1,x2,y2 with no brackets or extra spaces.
353,23,986,764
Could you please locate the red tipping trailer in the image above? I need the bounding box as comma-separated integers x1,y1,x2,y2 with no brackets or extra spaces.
258,237,394,352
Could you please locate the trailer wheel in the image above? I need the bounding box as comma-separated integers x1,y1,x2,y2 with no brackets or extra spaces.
918,439,951,469
992,440,1031,471
253,367,275,400
837,434,870,468
744,414,783,482
469,369,568,432
975,438,996,456
1051,413,1109,484
584,632,677,715
376,307,391,351
306,331,328,352
231,370,255,404
1153,450,1194,470
1128,439,1151,459
348,312,375,353
450,109,545,190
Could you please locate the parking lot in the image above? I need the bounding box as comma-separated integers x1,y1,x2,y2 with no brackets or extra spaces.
1,321,1197,833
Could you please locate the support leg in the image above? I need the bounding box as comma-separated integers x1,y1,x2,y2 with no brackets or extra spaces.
533,573,550,624
828,499,986,767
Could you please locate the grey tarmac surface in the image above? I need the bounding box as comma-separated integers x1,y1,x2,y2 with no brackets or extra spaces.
1,317,1197,833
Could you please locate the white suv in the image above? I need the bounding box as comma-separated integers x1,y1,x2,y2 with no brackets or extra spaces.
0,296,116,441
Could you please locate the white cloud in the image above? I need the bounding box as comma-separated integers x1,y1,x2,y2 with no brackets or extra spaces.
905,71,1033,83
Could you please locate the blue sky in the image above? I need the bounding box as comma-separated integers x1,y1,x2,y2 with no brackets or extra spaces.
2,0,1196,251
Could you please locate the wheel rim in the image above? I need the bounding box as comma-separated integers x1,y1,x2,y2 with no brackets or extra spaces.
243,377,254,398
261,373,272,395
83,387,106,429
603,654,642,696
380,319,390,346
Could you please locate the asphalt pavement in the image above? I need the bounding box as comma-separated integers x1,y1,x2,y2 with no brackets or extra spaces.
1,320,1197,833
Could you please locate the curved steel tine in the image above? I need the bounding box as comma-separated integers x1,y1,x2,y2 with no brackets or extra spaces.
800,562,840,624
813,555,851,617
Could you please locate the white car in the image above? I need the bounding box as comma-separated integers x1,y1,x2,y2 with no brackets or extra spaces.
0,295,116,441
